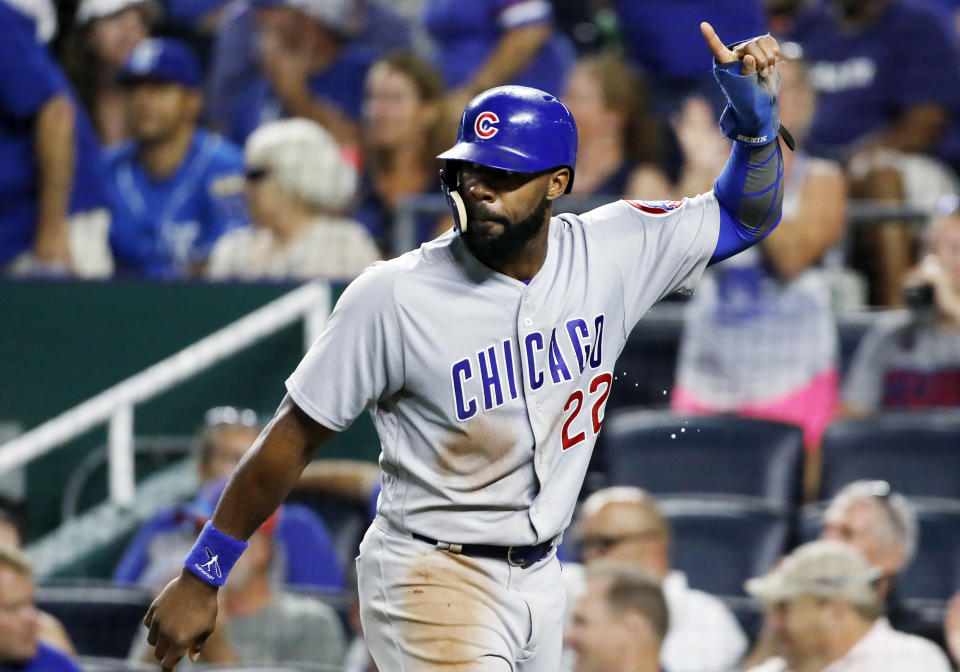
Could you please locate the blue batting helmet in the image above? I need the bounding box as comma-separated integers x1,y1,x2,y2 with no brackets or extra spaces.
437,86,578,233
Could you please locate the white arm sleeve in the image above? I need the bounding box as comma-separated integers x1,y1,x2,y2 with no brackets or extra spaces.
285,264,405,431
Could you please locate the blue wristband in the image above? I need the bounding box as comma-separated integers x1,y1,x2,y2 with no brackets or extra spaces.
184,521,248,587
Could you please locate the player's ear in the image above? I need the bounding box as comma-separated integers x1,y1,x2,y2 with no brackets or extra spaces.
546,167,571,200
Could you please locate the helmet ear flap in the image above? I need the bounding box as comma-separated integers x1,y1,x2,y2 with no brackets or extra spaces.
440,161,468,234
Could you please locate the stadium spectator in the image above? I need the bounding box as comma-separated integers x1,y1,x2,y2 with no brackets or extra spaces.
821,481,917,604
564,487,748,672
0,0,112,278
672,53,846,466
842,204,960,414
789,0,960,305
745,480,919,668
0,544,82,672
744,540,950,672
225,0,377,148
562,53,668,200
765,0,813,37
115,407,343,591
353,52,453,255
627,95,728,201
0,509,75,656
566,563,669,672
129,503,347,669
62,0,157,144
114,407,262,585
421,0,576,114
206,0,410,138
208,118,379,280
103,38,248,279
611,0,769,117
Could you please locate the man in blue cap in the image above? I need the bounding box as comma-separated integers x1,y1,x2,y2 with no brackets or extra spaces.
104,38,249,279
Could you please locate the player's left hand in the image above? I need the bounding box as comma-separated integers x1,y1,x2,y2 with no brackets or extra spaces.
700,22,781,79
143,569,219,670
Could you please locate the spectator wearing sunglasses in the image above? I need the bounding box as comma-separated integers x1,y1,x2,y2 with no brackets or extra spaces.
207,118,379,281
562,487,748,672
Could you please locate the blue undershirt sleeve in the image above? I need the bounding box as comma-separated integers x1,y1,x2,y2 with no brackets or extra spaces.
710,139,784,265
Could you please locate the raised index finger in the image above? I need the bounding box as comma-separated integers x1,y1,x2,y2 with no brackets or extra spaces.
700,22,736,64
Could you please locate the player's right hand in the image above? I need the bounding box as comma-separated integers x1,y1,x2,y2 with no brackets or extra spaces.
700,21,781,78
143,569,220,671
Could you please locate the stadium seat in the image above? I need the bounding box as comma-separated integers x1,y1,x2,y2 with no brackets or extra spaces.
720,595,765,643
607,313,684,409
35,581,153,658
287,492,371,577
897,500,960,602
820,414,960,501
659,498,788,598
278,504,345,589
601,411,804,511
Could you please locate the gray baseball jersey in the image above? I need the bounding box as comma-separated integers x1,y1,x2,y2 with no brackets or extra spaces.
286,194,721,546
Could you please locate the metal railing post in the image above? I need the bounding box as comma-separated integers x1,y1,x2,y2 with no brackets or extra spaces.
108,405,135,507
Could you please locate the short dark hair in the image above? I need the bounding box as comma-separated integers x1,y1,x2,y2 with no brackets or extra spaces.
587,563,669,641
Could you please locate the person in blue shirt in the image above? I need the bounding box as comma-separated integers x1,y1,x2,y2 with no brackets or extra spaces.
421,0,576,107
206,0,411,137
226,0,377,147
0,0,110,277
105,38,249,279
612,0,769,117
790,0,960,305
0,544,82,672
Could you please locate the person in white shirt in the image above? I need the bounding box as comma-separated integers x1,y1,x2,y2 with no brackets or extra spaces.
563,487,748,672
566,563,668,672
745,540,951,672
207,118,380,281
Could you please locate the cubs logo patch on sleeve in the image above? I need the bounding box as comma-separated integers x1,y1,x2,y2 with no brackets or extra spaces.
625,200,684,215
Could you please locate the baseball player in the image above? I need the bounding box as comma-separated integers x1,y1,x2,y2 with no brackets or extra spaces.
144,23,788,671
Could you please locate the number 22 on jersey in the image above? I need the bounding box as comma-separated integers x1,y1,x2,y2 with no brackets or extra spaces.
562,372,613,450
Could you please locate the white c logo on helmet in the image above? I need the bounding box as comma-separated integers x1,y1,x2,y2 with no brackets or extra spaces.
474,112,499,139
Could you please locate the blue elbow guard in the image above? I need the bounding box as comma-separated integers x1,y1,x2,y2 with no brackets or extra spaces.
713,58,782,147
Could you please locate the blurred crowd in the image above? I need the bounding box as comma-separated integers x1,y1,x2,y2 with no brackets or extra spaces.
0,0,957,423
0,0,958,288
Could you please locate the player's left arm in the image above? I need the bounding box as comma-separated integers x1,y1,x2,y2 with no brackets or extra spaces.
701,24,788,265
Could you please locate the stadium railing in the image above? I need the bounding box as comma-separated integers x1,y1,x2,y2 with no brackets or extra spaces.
0,282,331,509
